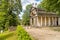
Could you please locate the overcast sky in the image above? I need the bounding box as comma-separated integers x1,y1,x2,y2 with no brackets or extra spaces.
19,0,42,19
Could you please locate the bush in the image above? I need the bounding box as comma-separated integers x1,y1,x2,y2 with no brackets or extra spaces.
16,25,33,40
0,31,14,40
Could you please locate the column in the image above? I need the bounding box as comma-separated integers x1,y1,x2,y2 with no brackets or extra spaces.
30,18,32,26
34,17,37,27
52,17,54,26
52,17,53,26
35,17,37,26
53,17,54,26
58,17,60,26
55,17,57,26
36,16,41,27
45,16,46,26
41,16,43,26
48,17,51,26
54,17,55,26
34,17,35,26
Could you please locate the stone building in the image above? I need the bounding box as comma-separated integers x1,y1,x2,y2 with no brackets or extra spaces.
30,7,60,27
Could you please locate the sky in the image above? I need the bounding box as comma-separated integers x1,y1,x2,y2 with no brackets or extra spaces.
19,0,42,19
21,0,42,10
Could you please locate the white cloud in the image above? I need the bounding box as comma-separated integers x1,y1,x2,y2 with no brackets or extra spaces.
21,0,41,10
20,0,42,19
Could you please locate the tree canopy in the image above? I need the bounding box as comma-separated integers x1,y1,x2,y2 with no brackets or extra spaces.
38,0,60,14
0,0,22,30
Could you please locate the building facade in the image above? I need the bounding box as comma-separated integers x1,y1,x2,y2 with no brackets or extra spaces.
30,7,60,27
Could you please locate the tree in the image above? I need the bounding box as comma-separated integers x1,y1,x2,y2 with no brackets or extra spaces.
8,0,22,26
22,4,32,25
0,0,22,30
38,0,60,14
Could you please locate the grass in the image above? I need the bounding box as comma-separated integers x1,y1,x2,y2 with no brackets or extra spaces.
0,31,14,40
0,25,34,40
6,31,18,40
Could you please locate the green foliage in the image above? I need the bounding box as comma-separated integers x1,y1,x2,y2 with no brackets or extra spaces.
16,25,33,40
0,31,14,40
37,3,43,9
5,21,9,31
22,4,32,25
8,13,19,26
0,25,33,40
0,0,22,30
22,10,30,25
38,0,60,14
26,4,32,10
0,12,7,30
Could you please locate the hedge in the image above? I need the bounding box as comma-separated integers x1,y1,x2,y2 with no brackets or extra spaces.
16,25,33,40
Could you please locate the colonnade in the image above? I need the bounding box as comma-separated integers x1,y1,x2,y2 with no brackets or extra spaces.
30,16,58,27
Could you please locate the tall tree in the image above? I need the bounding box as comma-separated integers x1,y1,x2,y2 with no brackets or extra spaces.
38,0,60,14
0,0,22,30
22,4,32,25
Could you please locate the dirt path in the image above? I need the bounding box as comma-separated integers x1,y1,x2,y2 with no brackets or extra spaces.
24,27,60,40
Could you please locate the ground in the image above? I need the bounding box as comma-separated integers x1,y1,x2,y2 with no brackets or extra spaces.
24,26,60,40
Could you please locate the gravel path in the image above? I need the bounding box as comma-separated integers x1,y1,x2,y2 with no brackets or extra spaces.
24,27,60,40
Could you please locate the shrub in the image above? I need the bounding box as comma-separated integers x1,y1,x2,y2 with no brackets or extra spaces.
16,25,33,40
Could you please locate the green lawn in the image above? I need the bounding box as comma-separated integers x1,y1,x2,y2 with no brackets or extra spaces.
0,31,17,40
6,31,18,40
0,25,34,40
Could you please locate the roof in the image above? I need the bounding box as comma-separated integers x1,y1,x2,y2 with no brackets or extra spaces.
30,7,57,15
30,7,60,17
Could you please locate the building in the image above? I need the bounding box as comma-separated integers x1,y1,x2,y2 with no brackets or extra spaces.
30,7,60,27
